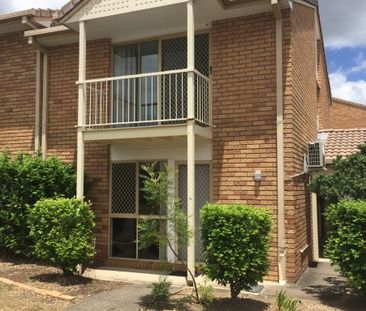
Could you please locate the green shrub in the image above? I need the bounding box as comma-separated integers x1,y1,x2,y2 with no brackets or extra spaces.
29,198,95,275
201,204,272,299
325,200,366,294
0,153,76,255
310,144,366,206
151,275,172,306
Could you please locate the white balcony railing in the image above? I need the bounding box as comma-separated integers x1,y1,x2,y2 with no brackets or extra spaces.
80,69,210,129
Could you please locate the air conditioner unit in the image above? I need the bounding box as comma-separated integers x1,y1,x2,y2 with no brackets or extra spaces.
308,141,325,169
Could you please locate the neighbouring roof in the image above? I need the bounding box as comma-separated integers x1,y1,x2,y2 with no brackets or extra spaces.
53,0,84,21
0,8,54,22
319,128,366,163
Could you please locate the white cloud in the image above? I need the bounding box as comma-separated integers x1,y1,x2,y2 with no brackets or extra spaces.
320,0,366,49
330,71,366,105
0,1,67,14
348,52,366,74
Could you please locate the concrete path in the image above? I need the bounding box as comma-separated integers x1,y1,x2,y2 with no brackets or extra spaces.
263,262,366,311
68,262,366,311
66,283,151,311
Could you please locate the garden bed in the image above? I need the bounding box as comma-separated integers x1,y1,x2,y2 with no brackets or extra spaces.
0,250,125,300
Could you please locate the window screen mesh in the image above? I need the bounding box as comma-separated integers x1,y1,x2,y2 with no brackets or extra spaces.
161,34,209,123
111,163,136,214
161,34,210,76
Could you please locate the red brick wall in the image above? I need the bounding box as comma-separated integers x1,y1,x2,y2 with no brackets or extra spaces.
211,3,320,283
328,98,366,129
317,40,332,129
211,12,279,281
284,2,318,282
0,32,36,153
47,39,111,264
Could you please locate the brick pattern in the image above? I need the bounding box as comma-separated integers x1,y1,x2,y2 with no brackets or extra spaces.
47,39,111,264
328,98,366,129
0,32,36,153
211,12,279,281
283,3,318,282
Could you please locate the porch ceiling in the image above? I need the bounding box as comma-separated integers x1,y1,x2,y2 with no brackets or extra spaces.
64,0,284,42
27,0,290,46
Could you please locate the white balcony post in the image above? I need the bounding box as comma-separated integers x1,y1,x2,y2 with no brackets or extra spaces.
77,20,86,199
186,0,196,283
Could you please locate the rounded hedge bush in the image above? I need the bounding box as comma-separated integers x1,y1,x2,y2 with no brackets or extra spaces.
201,204,272,299
0,153,76,255
325,200,366,294
29,198,95,275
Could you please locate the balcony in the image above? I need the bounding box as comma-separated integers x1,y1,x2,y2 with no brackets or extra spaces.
81,69,210,129
79,69,211,141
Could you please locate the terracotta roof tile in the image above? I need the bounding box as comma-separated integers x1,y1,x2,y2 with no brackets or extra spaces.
53,0,84,21
320,128,366,163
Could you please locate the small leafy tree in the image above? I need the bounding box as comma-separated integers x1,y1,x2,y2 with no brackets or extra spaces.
276,290,299,311
201,204,272,299
151,275,172,306
310,144,366,206
138,163,199,302
0,152,76,255
324,200,366,294
29,198,95,275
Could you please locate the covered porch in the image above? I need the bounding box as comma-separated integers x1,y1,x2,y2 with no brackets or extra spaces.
72,0,214,280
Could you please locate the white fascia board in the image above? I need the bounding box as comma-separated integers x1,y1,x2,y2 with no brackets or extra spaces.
24,25,71,37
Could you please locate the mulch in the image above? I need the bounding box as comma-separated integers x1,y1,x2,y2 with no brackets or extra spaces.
0,250,125,299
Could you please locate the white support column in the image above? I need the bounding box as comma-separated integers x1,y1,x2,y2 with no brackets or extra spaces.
272,0,286,285
34,50,41,152
186,0,196,283
41,52,49,159
167,160,176,263
77,21,86,199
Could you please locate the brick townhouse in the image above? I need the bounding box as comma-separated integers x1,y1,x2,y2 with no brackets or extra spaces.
0,0,333,284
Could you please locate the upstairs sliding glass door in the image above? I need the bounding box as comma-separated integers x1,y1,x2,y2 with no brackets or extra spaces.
113,41,158,125
112,34,209,126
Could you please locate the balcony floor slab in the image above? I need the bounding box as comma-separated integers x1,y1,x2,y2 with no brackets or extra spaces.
83,124,212,142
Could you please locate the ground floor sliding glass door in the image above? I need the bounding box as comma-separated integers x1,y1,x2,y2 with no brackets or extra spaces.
110,162,166,260
109,161,211,263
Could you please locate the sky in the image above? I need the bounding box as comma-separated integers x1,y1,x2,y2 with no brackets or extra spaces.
0,0,365,105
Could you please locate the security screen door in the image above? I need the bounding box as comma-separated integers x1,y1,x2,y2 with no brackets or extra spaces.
178,163,211,262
